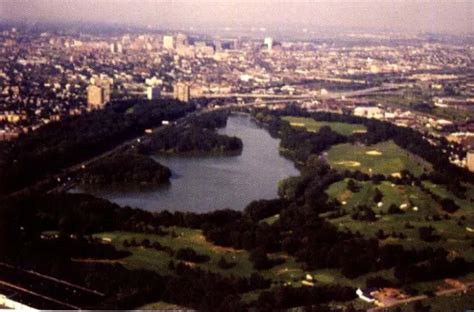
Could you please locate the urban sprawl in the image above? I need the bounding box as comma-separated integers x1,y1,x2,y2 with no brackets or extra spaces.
1,28,473,171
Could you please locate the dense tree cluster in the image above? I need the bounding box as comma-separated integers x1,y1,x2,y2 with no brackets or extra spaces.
188,110,229,129
217,256,237,270
0,99,194,194
255,284,356,310
280,124,347,163
138,125,243,155
175,247,211,263
80,153,171,185
394,254,472,284
137,111,243,155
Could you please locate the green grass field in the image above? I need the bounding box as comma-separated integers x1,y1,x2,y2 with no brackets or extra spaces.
327,179,443,213
94,228,389,294
326,140,432,176
282,116,367,136
423,181,474,214
326,178,474,262
95,228,357,287
94,227,254,277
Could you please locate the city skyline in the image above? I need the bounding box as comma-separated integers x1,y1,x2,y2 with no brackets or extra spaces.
0,0,473,35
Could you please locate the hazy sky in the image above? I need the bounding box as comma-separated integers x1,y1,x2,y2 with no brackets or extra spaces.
0,0,472,34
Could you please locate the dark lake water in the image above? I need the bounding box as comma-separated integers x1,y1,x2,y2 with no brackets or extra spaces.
75,115,299,212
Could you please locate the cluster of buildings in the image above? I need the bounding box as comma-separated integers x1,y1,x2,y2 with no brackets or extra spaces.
356,278,473,309
1,26,473,172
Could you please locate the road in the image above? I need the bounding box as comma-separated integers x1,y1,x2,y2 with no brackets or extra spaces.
195,83,406,101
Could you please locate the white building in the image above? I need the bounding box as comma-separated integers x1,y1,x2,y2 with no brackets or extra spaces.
110,42,123,53
354,106,384,119
264,37,273,50
163,35,174,50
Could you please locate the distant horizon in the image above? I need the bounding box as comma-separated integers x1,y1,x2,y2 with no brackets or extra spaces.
0,0,472,36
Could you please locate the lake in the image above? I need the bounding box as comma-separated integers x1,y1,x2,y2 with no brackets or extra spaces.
76,115,299,212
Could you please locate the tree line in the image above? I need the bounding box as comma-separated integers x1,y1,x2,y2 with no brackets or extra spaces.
0,99,194,194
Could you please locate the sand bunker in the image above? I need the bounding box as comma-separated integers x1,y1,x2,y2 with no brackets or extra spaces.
391,172,402,178
335,161,361,167
290,122,306,127
366,150,382,156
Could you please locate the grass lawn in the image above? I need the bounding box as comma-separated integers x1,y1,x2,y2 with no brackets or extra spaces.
282,116,367,136
325,178,474,261
423,181,474,214
95,228,394,300
326,140,432,176
326,179,439,213
94,227,254,277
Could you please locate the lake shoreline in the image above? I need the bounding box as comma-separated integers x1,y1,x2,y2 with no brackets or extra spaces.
73,115,299,213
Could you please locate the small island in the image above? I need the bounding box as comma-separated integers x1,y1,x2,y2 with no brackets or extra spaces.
80,153,171,185
139,126,243,155
138,112,243,155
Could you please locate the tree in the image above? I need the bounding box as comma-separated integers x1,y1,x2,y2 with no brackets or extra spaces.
347,179,360,193
373,188,383,203
440,198,460,213
217,256,236,269
175,247,210,263
351,205,376,222
418,226,440,242
413,301,431,312
388,204,405,215
249,247,271,270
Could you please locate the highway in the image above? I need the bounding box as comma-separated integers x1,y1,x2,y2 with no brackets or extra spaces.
195,83,406,101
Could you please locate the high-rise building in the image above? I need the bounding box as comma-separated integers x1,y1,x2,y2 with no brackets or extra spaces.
173,82,190,102
163,35,174,49
110,42,123,53
175,33,188,48
102,83,111,103
264,37,273,50
467,151,474,172
87,75,112,109
213,38,222,52
87,85,107,109
146,86,161,100
233,39,242,50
